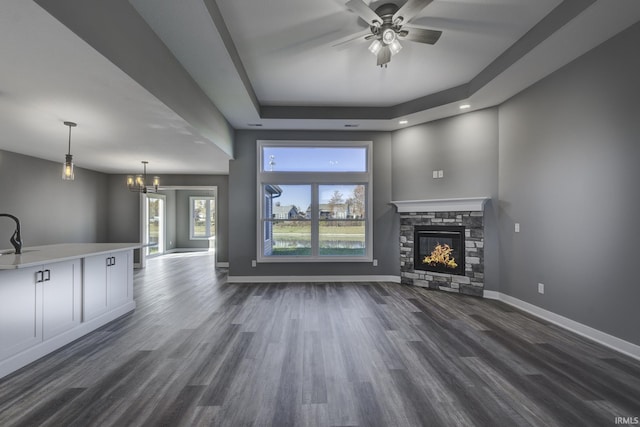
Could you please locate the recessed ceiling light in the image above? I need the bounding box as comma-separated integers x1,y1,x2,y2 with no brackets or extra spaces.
248,123,263,127
459,104,471,110
399,120,408,125
344,124,359,128
193,140,206,145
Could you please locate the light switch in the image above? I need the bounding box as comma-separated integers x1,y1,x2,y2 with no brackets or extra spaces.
438,170,444,178
515,223,520,233
251,260,257,267
432,170,438,179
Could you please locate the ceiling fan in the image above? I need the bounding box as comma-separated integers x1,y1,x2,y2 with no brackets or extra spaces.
344,0,442,67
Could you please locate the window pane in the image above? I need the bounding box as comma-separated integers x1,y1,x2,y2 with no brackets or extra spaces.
318,185,366,219
319,220,366,256
263,185,311,219
192,199,208,238
265,220,311,256
263,147,367,172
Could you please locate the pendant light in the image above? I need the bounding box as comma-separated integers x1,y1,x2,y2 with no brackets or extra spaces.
62,121,77,181
127,161,159,193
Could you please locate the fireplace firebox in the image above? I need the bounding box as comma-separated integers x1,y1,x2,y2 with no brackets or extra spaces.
414,226,465,276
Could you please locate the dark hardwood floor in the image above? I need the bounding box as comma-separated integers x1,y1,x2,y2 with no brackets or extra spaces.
1,252,639,426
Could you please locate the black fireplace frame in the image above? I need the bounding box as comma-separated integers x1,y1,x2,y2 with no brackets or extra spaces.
414,225,466,276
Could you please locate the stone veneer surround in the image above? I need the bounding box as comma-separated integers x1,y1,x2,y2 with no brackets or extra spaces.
400,211,485,297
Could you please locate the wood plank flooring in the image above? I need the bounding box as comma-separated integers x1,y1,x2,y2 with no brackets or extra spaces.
1,252,639,426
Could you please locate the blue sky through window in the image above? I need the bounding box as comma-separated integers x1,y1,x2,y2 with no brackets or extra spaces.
263,146,366,172
272,185,310,209
269,184,362,211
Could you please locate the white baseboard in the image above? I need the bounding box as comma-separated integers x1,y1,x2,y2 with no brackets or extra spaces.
166,248,210,253
227,275,401,284
483,290,501,300
483,291,640,361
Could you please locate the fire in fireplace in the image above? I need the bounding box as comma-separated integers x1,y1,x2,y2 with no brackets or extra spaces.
414,226,465,276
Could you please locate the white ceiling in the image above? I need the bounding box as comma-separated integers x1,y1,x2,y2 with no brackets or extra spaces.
215,0,558,106
2,0,640,174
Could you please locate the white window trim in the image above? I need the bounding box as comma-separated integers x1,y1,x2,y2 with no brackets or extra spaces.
256,140,373,263
189,196,216,240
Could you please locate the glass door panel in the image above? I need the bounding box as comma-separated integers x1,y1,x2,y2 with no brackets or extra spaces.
145,195,164,256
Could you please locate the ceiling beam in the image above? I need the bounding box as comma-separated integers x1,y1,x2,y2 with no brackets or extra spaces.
35,0,235,158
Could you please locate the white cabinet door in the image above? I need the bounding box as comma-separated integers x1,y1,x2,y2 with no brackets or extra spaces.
42,260,81,341
82,255,108,321
83,250,133,321
108,251,130,309
0,267,42,360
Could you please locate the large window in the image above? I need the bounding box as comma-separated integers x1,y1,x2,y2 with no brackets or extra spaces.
257,141,372,262
190,196,215,240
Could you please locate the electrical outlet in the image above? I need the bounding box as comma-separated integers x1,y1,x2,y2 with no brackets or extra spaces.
251,260,257,267
438,170,444,178
432,170,438,179
538,283,544,294
373,259,378,266
515,223,520,233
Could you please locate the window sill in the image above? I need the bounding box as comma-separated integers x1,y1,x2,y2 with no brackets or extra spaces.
256,256,373,263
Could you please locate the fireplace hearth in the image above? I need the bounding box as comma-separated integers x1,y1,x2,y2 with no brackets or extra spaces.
414,226,465,276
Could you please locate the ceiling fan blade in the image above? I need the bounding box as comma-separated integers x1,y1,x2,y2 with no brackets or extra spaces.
392,0,434,24
345,0,381,26
331,30,371,48
377,45,391,66
400,27,442,44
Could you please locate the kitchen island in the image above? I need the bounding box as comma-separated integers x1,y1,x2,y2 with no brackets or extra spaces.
0,243,139,378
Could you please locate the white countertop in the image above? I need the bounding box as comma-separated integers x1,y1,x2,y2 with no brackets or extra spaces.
0,243,140,270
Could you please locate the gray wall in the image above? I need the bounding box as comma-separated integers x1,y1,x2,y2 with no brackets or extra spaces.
106,174,141,244
0,150,109,251
391,109,500,290
229,130,397,277
498,22,640,345
106,174,229,262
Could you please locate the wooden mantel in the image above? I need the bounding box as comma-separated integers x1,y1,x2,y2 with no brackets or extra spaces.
390,197,490,213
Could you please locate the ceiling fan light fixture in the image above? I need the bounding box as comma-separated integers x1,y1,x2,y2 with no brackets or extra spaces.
368,39,382,55
389,39,402,55
382,28,396,45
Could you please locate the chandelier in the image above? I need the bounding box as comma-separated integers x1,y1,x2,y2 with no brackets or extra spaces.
127,161,159,193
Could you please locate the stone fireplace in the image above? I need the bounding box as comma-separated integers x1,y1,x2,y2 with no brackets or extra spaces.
391,198,488,297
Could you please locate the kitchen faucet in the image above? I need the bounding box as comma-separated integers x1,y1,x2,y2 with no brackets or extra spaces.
0,213,23,254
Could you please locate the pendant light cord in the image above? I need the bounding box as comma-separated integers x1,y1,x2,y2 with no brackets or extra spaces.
67,125,72,156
